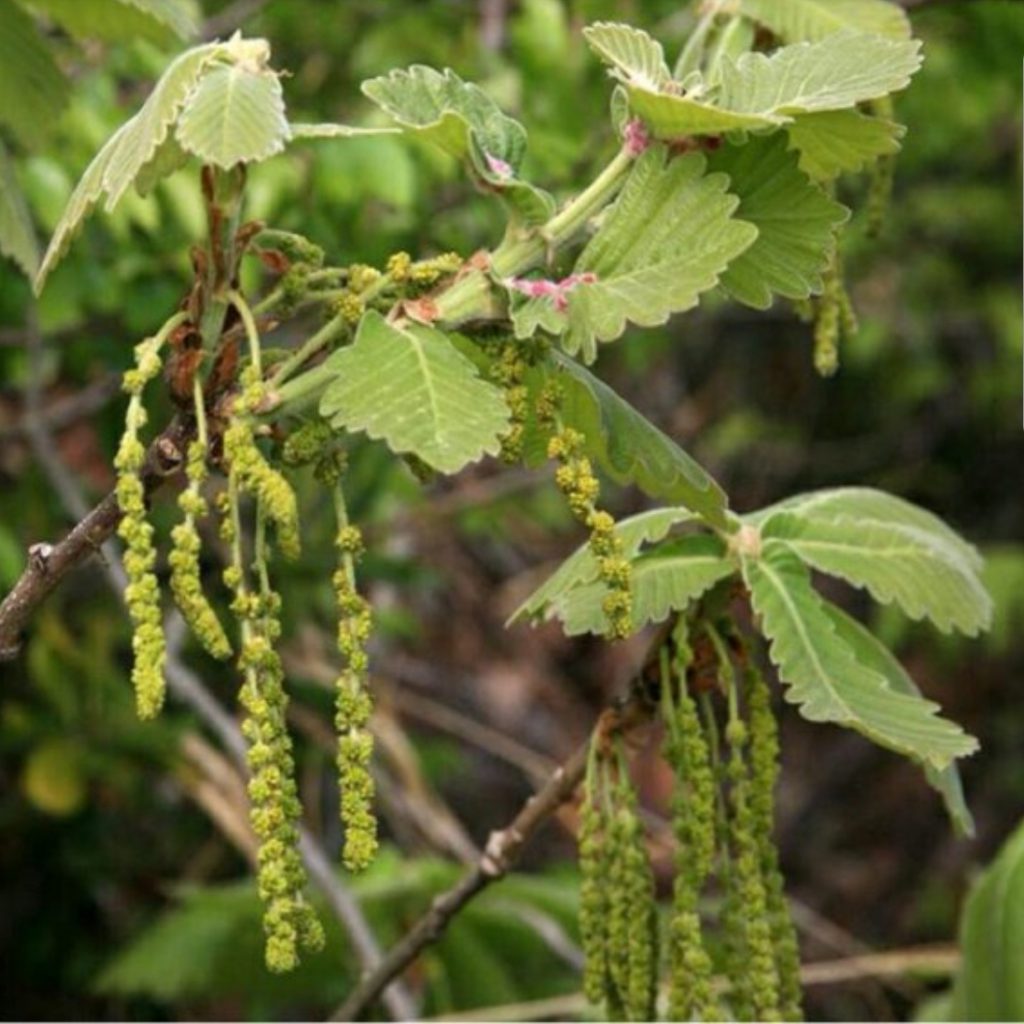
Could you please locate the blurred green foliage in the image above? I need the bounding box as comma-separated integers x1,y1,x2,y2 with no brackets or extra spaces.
0,1,1021,1020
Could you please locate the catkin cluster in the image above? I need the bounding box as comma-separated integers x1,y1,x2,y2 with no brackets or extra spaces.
490,339,531,464
540,378,632,640
115,335,168,719
578,739,658,1021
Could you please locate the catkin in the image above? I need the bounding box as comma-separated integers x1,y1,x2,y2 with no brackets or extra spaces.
747,663,803,1020
115,333,169,719
663,632,723,1022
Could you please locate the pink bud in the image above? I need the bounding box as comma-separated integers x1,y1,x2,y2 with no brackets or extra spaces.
624,119,651,156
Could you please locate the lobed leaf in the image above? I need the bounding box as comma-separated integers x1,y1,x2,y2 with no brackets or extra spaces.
763,512,992,636
717,31,922,118
824,603,975,836
510,507,698,624
555,534,734,636
739,0,912,43
786,109,904,181
706,132,848,308
0,139,39,277
176,61,288,169
583,22,671,90
0,0,68,149
743,543,978,770
362,65,527,165
319,311,510,474
554,353,730,529
750,486,984,572
561,147,758,360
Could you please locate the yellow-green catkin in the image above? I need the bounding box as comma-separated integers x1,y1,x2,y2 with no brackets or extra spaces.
605,754,659,1022
408,251,462,287
490,339,530,464
579,741,616,1012
115,333,168,719
724,697,782,1021
223,367,301,561
813,259,842,378
662,635,723,1022
747,662,803,1021
331,491,378,872
220,485,323,972
544,410,632,640
169,439,232,660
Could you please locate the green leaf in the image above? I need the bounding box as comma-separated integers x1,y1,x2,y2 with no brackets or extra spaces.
319,311,510,474
743,543,978,770
361,65,551,224
739,0,912,43
0,139,39,277
362,65,526,165
786,109,904,181
177,62,288,170
706,132,848,309
24,0,198,43
763,512,992,636
555,534,734,636
102,41,226,208
717,32,922,117
562,147,758,360
554,352,730,529
0,0,68,149
611,30,919,140
751,486,984,572
582,22,671,90
952,819,1024,1021
133,136,191,196
823,603,975,837
510,506,698,624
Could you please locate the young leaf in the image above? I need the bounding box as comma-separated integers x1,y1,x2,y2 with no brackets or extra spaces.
0,0,68,149
101,41,226,210
510,507,698,624
176,62,288,169
706,133,848,309
613,30,919,140
0,140,39,278
361,65,551,224
24,0,198,44
554,353,730,529
786,109,904,181
743,543,978,770
762,512,993,636
560,148,758,360
739,0,912,43
555,534,734,636
361,64,525,167
717,32,922,118
319,311,510,474
823,603,975,837
751,486,984,573
582,22,671,90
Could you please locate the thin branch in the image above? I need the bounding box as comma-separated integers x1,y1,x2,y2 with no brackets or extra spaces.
330,689,657,1022
15,311,418,1022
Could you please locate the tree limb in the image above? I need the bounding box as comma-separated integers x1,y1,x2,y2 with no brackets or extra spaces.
331,689,658,1022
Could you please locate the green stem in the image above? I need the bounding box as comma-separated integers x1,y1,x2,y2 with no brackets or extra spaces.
229,289,263,374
